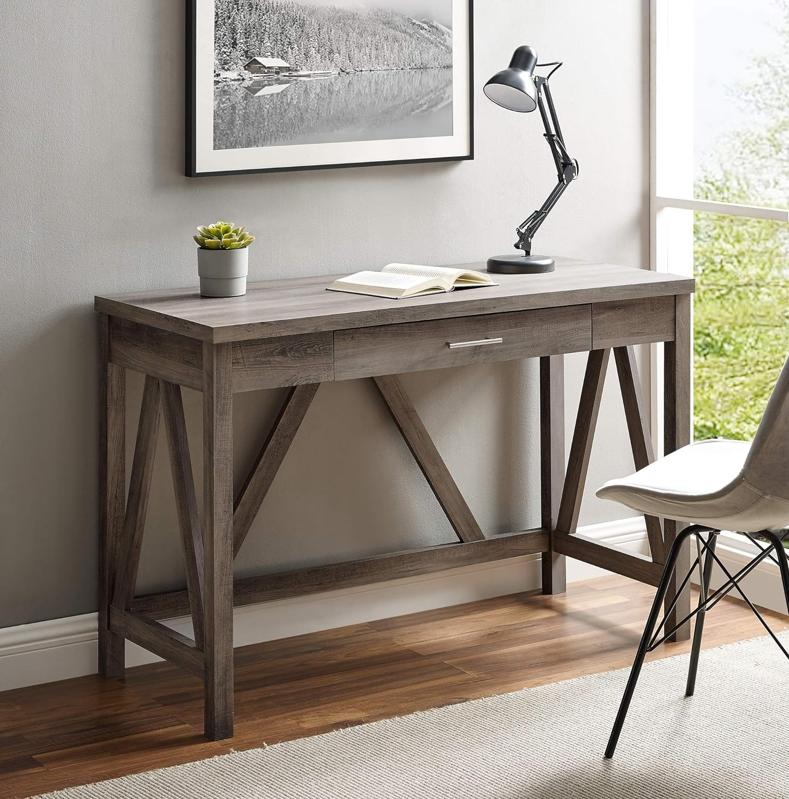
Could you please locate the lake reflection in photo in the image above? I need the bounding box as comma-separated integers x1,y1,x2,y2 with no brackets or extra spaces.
213,68,453,150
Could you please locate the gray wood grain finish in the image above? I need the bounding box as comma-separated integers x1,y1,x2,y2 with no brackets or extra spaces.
161,381,205,650
540,355,566,594
109,607,204,677
97,261,696,742
663,294,693,642
232,334,333,392
233,531,546,605
131,530,550,619
202,343,235,740
592,296,676,348
112,375,161,612
553,534,663,587
233,384,320,557
374,375,484,544
95,260,694,343
556,349,611,535
98,315,126,679
335,306,591,381
109,317,203,390
614,347,665,564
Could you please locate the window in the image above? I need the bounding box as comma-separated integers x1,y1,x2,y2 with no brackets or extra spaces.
694,0,788,211
652,0,789,444
652,1,789,598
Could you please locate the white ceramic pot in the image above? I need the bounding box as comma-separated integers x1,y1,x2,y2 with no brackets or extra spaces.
198,248,249,297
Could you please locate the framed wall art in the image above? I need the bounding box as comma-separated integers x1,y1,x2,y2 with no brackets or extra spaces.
186,0,473,176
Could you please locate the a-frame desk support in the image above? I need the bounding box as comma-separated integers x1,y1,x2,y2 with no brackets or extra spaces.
97,263,693,739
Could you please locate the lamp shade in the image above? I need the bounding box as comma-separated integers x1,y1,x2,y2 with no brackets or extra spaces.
483,45,538,113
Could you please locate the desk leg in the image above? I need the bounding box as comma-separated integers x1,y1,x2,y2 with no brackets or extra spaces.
98,315,126,679
203,342,234,739
663,295,692,641
540,355,566,594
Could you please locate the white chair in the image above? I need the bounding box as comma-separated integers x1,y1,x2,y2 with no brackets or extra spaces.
598,357,789,759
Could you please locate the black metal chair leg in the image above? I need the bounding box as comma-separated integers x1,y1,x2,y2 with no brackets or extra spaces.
604,525,700,759
686,531,718,697
761,531,789,613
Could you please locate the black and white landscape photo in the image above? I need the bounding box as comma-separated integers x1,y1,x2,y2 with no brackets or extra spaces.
188,0,472,175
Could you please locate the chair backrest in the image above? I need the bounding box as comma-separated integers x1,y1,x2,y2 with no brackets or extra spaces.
742,357,789,500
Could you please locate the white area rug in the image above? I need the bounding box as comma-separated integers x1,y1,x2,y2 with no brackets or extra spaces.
37,633,789,798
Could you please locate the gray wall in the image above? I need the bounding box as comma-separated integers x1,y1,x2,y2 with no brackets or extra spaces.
0,0,649,627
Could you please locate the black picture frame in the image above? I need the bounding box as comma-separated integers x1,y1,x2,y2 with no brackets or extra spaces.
186,0,474,177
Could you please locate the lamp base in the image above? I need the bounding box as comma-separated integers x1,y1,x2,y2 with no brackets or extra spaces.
487,254,555,274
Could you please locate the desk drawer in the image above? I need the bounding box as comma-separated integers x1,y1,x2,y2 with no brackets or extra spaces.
232,333,333,391
592,296,675,348
334,306,591,380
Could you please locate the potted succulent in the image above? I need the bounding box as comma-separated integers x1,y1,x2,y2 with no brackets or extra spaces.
194,221,256,297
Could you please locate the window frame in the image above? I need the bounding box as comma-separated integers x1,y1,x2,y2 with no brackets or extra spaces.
648,0,789,563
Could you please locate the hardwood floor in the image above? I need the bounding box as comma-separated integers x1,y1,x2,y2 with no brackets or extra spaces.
1,574,786,798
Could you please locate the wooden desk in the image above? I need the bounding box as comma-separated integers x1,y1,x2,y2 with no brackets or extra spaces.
95,258,694,740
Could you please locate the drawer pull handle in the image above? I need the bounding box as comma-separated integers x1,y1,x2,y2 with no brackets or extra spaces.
447,337,504,350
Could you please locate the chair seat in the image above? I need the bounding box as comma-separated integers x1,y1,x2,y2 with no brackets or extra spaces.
596,439,789,532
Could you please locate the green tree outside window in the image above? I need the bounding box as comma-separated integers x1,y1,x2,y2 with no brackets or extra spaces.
693,1,789,441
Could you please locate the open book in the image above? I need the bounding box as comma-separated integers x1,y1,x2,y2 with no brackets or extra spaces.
327,263,497,300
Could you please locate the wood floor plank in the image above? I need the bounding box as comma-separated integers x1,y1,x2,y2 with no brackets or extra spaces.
1,575,786,798
382,595,632,657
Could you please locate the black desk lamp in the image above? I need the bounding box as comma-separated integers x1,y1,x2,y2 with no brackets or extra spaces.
484,46,579,274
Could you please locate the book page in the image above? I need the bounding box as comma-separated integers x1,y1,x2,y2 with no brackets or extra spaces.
383,263,496,287
327,270,450,299
453,269,498,285
332,271,436,290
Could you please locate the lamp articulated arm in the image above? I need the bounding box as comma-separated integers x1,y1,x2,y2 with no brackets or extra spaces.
514,72,579,255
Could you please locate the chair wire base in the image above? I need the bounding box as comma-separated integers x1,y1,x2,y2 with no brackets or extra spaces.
605,525,789,759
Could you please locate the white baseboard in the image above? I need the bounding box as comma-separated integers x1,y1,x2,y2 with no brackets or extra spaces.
570,524,787,615
564,523,786,618
563,525,787,616
0,517,674,692
1,558,539,692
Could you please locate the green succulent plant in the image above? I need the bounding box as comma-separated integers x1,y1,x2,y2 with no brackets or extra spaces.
193,221,255,250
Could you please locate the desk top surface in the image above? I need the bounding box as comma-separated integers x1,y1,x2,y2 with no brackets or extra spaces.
96,258,694,343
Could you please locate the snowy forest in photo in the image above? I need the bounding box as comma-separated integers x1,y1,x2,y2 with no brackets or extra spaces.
210,0,458,153
213,0,453,73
